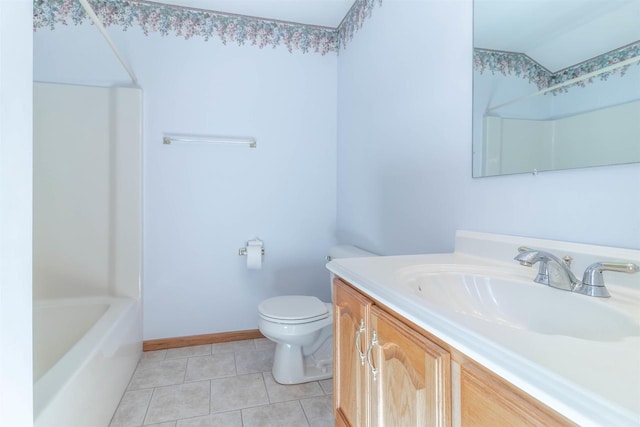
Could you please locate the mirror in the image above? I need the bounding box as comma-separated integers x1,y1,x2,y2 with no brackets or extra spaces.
473,0,640,178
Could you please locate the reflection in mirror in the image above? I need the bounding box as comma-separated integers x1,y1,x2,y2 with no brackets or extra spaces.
472,0,640,178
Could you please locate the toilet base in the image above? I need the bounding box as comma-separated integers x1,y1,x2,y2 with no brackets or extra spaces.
272,339,333,385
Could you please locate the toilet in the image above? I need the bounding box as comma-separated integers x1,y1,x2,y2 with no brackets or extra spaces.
258,245,375,384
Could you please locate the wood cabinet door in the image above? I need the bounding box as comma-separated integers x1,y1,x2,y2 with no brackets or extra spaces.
368,306,451,427
460,363,576,427
334,280,372,426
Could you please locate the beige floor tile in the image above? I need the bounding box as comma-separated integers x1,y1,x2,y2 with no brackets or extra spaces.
211,339,255,354
165,345,211,359
254,338,276,350
109,388,153,427
210,373,269,413
235,348,274,375
300,395,334,424
184,353,236,382
144,381,210,425
263,373,324,403
142,350,167,362
242,401,309,427
309,418,334,427
318,378,333,395
112,339,336,427
128,358,187,390
176,411,242,427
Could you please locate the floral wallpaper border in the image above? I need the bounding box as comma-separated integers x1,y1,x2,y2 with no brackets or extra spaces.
474,41,640,93
337,0,381,50
33,0,382,55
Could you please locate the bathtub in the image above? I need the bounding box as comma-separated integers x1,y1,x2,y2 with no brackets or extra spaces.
33,296,141,427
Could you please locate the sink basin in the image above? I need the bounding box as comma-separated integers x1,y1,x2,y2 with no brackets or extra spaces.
396,265,640,341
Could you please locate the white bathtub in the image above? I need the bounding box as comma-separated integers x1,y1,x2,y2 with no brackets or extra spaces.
33,297,142,427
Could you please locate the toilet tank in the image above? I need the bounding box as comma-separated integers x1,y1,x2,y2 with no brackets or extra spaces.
327,245,376,298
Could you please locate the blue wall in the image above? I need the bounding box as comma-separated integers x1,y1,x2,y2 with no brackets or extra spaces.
33,0,640,341
34,24,338,340
336,0,640,254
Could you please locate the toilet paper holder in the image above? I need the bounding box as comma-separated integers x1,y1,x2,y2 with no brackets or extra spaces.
238,240,265,256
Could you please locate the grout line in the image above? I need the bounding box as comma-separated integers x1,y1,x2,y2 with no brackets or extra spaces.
297,399,312,427
141,386,156,426
106,389,128,426
208,379,212,417
232,351,238,377
261,372,272,404
181,357,188,384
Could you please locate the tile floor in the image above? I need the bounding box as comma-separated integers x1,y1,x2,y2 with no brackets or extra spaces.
109,339,334,427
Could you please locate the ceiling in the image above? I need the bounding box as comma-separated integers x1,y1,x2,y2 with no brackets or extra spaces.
474,0,640,71
156,0,356,28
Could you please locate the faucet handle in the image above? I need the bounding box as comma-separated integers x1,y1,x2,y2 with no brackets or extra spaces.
575,262,640,298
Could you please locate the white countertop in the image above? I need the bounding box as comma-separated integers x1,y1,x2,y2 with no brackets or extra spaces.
327,231,640,427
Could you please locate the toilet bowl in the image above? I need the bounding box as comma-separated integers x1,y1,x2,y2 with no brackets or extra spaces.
258,296,333,384
258,245,375,384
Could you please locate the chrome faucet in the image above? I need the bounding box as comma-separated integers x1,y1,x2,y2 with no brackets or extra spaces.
514,249,580,292
574,262,640,298
515,248,640,298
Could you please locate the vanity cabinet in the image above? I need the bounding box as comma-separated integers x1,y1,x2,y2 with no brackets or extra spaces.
334,280,371,426
459,363,574,426
334,278,575,427
334,279,451,426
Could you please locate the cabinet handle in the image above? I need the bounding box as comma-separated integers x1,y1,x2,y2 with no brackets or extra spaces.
366,330,378,381
355,319,366,366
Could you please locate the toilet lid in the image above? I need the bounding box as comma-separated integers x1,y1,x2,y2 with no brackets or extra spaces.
259,296,329,323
